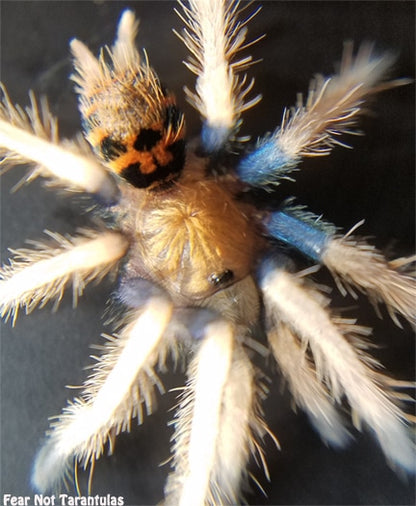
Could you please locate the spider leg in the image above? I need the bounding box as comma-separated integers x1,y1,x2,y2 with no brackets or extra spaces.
165,320,270,506
176,0,261,153
0,85,118,203
268,322,352,449
264,209,415,325
31,294,173,493
237,44,405,187
0,229,128,324
322,233,415,327
260,258,415,473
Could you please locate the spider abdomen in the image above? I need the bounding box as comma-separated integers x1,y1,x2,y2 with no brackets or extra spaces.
71,34,186,190
82,91,185,189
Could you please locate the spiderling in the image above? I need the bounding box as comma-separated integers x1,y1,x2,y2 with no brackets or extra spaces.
0,1,414,505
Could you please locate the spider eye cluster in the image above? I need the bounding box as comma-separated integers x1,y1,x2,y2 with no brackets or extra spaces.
209,269,234,287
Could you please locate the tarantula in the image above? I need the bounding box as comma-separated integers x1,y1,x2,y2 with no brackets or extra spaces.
1,1,415,505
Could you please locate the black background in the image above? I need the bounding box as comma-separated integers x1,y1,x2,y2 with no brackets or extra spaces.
1,1,415,505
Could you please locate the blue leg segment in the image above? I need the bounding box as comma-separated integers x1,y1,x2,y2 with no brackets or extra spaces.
201,122,231,154
237,137,297,187
264,210,331,261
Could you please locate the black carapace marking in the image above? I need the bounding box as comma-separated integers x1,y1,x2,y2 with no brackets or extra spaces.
133,129,163,151
121,139,186,188
100,137,127,161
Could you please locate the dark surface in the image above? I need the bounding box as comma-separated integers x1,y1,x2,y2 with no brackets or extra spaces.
0,2,415,505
